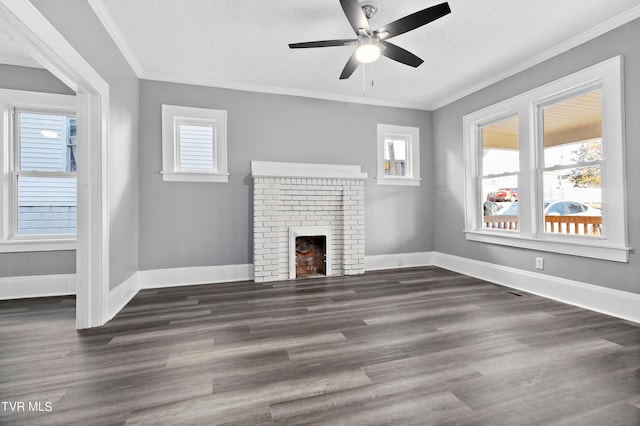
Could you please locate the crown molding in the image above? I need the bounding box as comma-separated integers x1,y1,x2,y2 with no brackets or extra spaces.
0,52,41,68
87,0,144,77
140,70,432,111
430,5,640,110
85,0,431,110
87,0,640,112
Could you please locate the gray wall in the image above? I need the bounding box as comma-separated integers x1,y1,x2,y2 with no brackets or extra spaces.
432,18,640,294
0,64,75,278
0,64,74,95
32,0,140,289
139,80,433,270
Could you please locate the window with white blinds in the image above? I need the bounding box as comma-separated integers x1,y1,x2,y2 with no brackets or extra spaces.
177,121,215,172
161,105,228,183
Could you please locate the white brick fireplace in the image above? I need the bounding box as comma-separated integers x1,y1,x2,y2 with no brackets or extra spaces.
251,161,367,283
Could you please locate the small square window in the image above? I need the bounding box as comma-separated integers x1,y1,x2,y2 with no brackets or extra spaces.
384,138,407,177
161,105,228,182
377,124,420,186
176,121,215,172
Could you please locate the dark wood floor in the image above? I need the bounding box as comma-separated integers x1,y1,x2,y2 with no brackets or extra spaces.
1,267,639,425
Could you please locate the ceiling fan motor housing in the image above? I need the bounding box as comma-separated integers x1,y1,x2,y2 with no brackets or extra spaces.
361,4,377,21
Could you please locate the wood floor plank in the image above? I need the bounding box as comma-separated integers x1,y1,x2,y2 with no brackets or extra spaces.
1,266,639,424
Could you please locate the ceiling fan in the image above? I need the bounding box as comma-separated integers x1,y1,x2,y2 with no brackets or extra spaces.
288,0,451,80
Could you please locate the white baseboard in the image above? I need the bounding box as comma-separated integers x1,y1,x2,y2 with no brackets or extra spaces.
365,251,434,271
6,253,638,326
0,274,76,300
433,252,640,324
139,263,254,289
108,272,140,320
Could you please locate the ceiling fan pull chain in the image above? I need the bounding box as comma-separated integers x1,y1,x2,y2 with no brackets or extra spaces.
371,62,375,87
362,64,366,96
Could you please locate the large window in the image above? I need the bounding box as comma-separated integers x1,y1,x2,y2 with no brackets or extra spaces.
0,89,77,252
161,104,228,182
463,56,628,262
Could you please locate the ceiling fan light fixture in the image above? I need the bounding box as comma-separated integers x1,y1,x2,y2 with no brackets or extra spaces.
355,42,381,63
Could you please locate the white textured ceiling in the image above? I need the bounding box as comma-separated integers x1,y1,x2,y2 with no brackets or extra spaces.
3,0,640,109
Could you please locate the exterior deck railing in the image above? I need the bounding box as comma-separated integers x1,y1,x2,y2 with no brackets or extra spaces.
483,215,602,235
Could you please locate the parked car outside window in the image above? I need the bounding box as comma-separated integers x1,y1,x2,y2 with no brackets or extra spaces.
494,188,518,202
544,200,601,216
498,200,600,216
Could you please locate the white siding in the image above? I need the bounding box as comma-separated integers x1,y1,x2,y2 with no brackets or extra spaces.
19,112,66,172
18,176,77,207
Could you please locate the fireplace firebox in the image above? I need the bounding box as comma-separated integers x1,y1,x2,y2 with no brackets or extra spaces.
295,236,326,278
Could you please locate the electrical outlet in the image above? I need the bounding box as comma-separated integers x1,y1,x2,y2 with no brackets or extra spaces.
535,257,544,270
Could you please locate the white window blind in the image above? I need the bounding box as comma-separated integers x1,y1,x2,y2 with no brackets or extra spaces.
177,122,215,172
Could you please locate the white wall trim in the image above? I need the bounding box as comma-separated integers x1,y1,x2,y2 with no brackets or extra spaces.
141,72,432,111
5,253,638,327
0,53,42,68
108,271,140,321
432,5,640,110
433,252,640,324
0,273,75,300
87,0,144,77
77,0,640,112
251,160,368,180
139,264,254,289
0,0,111,329
365,251,434,271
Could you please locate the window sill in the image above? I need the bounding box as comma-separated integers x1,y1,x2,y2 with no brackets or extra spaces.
464,230,630,262
0,239,77,253
376,176,421,186
161,171,229,183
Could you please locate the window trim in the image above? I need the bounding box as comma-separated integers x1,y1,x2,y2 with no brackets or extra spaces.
463,56,629,262
0,89,77,253
376,123,421,186
161,104,228,183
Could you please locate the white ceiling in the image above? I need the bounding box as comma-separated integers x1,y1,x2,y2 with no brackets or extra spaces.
3,0,640,109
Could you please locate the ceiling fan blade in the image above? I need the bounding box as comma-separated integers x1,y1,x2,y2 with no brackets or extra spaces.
340,0,370,35
374,2,451,40
339,52,360,79
289,39,358,49
379,41,424,67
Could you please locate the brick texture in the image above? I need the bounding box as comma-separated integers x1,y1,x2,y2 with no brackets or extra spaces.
253,177,365,282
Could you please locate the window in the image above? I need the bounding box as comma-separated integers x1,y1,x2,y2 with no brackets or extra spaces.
0,89,77,252
161,104,228,182
376,124,420,186
480,115,519,228
463,56,628,262
15,110,77,237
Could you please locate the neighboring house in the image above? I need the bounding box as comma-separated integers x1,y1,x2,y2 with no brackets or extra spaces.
17,111,77,235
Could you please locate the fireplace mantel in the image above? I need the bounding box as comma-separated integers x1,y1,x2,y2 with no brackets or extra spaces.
251,160,367,180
